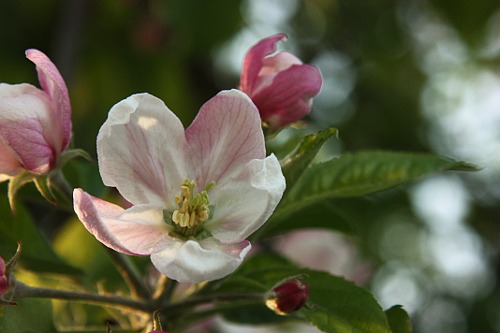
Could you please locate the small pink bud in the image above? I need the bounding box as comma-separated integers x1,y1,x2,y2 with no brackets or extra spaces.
0,49,71,181
266,279,309,315
240,34,322,131
0,256,9,296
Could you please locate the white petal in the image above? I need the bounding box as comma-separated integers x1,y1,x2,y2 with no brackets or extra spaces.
73,188,171,256
150,237,251,283
208,154,286,243
97,93,190,208
185,90,265,190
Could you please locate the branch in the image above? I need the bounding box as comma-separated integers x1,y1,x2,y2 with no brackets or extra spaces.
13,280,153,313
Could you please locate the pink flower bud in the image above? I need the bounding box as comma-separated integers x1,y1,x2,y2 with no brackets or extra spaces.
0,256,9,296
240,34,322,130
0,49,71,181
266,279,310,315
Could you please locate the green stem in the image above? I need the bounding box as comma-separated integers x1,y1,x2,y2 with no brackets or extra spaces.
13,277,263,314
152,274,170,300
13,279,153,313
49,169,74,203
103,246,151,300
162,294,265,331
164,292,263,315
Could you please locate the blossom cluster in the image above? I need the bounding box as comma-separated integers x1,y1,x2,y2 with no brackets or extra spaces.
1,34,321,284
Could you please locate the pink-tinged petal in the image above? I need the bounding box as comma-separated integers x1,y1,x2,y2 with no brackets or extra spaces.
0,257,5,275
73,188,170,256
259,51,303,76
97,93,189,208
150,237,251,283
250,51,303,97
0,84,55,174
0,256,7,295
252,64,322,127
25,49,71,152
240,34,287,93
0,139,22,182
208,154,285,243
185,90,265,190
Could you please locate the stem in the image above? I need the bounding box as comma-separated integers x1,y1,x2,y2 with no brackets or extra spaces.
49,169,74,204
103,246,151,300
163,292,263,315
13,280,152,313
12,278,264,324
152,274,169,300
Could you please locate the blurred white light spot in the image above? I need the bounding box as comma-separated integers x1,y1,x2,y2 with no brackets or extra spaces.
372,264,424,314
411,176,469,233
311,50,357,125
418,298,467,333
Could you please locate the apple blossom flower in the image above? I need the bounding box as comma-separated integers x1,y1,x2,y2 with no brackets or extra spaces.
0,256,9,296
240,34,322,130
74,90,285,283
0,49,71,181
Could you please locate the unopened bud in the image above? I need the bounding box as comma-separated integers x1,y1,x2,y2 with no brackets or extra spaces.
0,256,8,296
266,279,309,315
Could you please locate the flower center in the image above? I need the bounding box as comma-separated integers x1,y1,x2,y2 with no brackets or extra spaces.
171,179,214,238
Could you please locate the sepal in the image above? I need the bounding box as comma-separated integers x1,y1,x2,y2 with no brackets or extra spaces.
34,175,58,205
7,172,35,211
56,148,93,169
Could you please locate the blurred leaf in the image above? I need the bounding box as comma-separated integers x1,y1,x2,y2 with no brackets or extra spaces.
254,200,353,239
0,298,56,333
0,200,81,276
385,305,413,333
271,151,477,225
430,0,500,47
164,0,243,53
209,253,391,333
281,127,338,186
52,218,126,291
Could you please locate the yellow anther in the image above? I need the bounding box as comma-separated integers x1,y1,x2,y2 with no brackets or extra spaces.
171,179,214,237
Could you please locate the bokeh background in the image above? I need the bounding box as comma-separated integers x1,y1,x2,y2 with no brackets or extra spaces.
1,1,500,332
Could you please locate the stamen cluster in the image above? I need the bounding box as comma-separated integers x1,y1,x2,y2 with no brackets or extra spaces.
172,179,214,237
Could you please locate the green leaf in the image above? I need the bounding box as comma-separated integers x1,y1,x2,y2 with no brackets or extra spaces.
0,200,81,276
385,305,413,333
281,127,338,185
52,218,126,290
299,272,390,333
0,298,57,333
272,151,477,225
210,253,391,333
